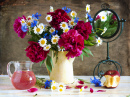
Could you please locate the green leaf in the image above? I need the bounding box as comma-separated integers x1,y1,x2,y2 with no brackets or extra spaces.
89,33,96,36
84,40,94,46
40,60,45,66
46,55,54,72
88,36,95,41
83,47,93,56
80,53,83,61
82,50,89,57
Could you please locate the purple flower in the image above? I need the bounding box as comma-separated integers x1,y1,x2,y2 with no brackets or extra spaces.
90,77,102,87
44,80,52,88
74,17,79,23
21,24,28,32
62,7,71,13
52,30,58,35
32,12,41,19
31,20,37,27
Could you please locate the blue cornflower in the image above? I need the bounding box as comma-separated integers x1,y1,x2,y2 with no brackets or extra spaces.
21,24,28,32
44,80,52,88
32,12,41,19
74,17,79,23
43,33,52,41
86,13,93,22
62,6,71,13
31,20,37,27
90,77,102,87
52,30,58,35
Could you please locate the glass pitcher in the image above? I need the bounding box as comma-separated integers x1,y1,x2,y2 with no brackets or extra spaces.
7,61,36,90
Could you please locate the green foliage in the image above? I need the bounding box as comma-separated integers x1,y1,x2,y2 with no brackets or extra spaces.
46,55,54,72
40,60,45,66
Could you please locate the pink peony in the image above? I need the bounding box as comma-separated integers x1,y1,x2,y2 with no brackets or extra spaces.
58,29,84,59
25,41,49,63
47,9,71,30
74,21,92,40
13,15,27,38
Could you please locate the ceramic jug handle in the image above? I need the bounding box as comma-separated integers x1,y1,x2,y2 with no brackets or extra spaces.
7,61,14,79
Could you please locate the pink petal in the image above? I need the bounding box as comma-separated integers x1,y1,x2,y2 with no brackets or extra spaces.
27,88,38,93
84,86,88,89
78,80,84,84
66,86,72,89
97,90,106,92
75,85,83,89
90,88,94,93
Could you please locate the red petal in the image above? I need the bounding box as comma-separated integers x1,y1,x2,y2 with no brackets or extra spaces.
90,88,94,93
66,86,72,89
27,88,38,93
75,85,83,89
78,80,84,84
97,90,106,92
84,86,88,89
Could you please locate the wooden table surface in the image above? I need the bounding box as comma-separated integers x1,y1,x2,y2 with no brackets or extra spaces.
0,75,130,97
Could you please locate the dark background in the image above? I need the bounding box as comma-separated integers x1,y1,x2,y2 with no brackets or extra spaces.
0,0,129,75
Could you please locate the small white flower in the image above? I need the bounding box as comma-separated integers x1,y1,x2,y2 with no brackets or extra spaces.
101,15,107,22
45,15,52,22
57,45,65,52
86,19,89,22
63,27,70,33
85,14,88,19
51,84,57,91
60,22,68,29
38,38,47,47
96,37,103,46
49,27,55,33
70,11,77,17
69,19,76,27
50,6,54,12
51,37,58,44
101,27,107,35
58,87,65,92
98,11,107,16
26,16,33,21
86,4,90,13
52,80,56,84
58,83,65,88
20,19,26,25
43,44,51,51
34,26,43,35
79,87,84,92
52,34,60,39
38,23,45,30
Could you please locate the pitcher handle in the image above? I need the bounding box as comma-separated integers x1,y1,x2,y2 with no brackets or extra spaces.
7,61,14,79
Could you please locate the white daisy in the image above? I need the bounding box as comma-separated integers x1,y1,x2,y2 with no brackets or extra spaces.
101,27,107,35
85,14,88,19
58,83,65,88
57,45,65,52
51,84,57,92
86,4,90,13
20,19,26,25
50,6,54,12
98,11,107,16
38,23,45,30
38,38,47,47
52,34,60,39
60,22,68,29
69,19,76,27
43,44,51,51
101,15,107,22
63,27,70,33
45,15,52,22
79,87,84,92
51,37,58,44
96,37,103,46
70,11,77,17
52,80,56,84
86,19,89,22
49,27,55,33
34,25,43,35
58,87,65,92
26,16,33,21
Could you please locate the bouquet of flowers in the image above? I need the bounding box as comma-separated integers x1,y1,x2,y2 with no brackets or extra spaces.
94,11,118,38
13,4,96,72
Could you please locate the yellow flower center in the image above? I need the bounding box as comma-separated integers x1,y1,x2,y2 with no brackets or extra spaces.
65,29,69,32
53,39,57,43
62,24,66,27
59,85,63,88
70,21,74,25
80,89,83,92
36,28,40,32
46,46,49,49
22,21,25,23
98,40,101,43
28,18,31,20
51,9,53,11
41,40,45,45
27,22,31,26
47,17,50,20
72,12,75,16
51,29,54,32
86,7,89,11
41,26,43,29
102,16,105,19
59,88,63,92
52,86,56,90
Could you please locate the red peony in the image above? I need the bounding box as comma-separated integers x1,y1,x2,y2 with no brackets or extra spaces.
25,41,49,63
58,29,84,59
47,9,71,30
13,15,27,38
74,21,92,40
